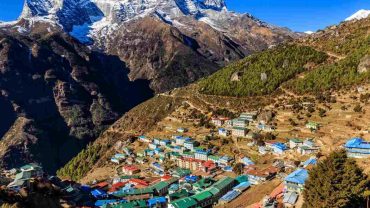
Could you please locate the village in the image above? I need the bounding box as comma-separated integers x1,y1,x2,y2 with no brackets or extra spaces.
2,104,369,208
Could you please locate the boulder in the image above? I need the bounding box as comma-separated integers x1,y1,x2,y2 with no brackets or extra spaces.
357,55,370,74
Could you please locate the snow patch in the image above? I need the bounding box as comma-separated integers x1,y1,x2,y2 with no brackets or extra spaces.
345,9,370,21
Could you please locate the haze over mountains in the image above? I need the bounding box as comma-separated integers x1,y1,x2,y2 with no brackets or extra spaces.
0,0,297,172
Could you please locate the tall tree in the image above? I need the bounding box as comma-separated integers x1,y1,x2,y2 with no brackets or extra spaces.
303,150,369,208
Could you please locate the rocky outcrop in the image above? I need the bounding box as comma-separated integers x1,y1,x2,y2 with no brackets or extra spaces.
358,55,370,74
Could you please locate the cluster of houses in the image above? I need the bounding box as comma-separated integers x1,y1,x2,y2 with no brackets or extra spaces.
213,111,276,138
110,135,238,176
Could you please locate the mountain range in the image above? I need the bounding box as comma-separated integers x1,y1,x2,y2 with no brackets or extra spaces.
0,0,297,172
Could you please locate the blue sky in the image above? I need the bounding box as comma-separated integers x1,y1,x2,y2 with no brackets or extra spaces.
0,0,369,32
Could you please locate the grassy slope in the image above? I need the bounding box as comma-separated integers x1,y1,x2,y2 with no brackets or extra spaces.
286,18,370,93
199,44,328,97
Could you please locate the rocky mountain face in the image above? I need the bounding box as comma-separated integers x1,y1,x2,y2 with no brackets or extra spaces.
0,0,297,172
0,25,153,172
17,0,297,92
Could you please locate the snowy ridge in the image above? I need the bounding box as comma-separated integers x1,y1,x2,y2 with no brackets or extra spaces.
345,9,370,21
11,0,290,44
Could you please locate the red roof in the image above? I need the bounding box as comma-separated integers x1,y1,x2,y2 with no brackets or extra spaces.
161,175,172,181
129,178,149,186
109,181,128,192
93,181,109,188
202,160,216,168
123,165,140,171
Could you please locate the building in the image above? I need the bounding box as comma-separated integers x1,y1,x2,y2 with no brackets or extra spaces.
306,122,319,131
19,163,43,178
257,123,275,132
177,158,203,171
219,156,233,166
218,128,230,137
271,143,288,155
240,112,258,122
182,151,195,159
177,128,188,133
240,157,254,166
160,139,171,146
139,136,151,143
149,143,159,150
194,150,210,161
297,139,319,155
303,157,317,168
184,140,199,151
211,117,230,127
283,192,299,207
122,165,140,175
284,168,308,193
289,138,304,149
201,161,218,174
208,155,220,164
232,127,248,137
245,166,278,185
344,138,370,158
233,118,249,127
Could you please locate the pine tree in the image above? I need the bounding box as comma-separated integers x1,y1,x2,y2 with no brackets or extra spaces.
303,150,370,208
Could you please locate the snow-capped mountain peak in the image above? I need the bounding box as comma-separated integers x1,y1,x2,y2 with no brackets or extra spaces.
345,9,370,21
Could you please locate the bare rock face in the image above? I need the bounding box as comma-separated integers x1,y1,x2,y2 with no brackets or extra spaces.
358,55,370,74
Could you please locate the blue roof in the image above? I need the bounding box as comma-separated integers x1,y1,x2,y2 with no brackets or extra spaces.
148,197,167,206
241,157,254,165
285,169,308,184
303,158,317,167
95,199,126,207
91,189,107,198
185,175,198,182
345,138,370,149
233,181,251,191
273,143,288,150
220,190,240,202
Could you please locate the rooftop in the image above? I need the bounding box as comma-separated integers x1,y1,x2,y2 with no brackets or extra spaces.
345,138,370,149
285,168,308,185
170,197,197,208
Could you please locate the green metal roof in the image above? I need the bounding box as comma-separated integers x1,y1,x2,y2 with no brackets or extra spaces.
212,177,235,191
170,197,198,208
174,168,191,177
235,175,249,183
169,189,189,200
152,181,168,192
208,187,220,195
208,155,220,160
290,138,303,143
192,191,213,202
193,178,216,189
232,127,247,131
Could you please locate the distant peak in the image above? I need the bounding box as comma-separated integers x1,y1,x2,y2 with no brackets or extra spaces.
345,9,370,21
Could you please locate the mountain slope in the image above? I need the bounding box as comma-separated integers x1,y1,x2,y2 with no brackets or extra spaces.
0,28,153,172
14,0,297,93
